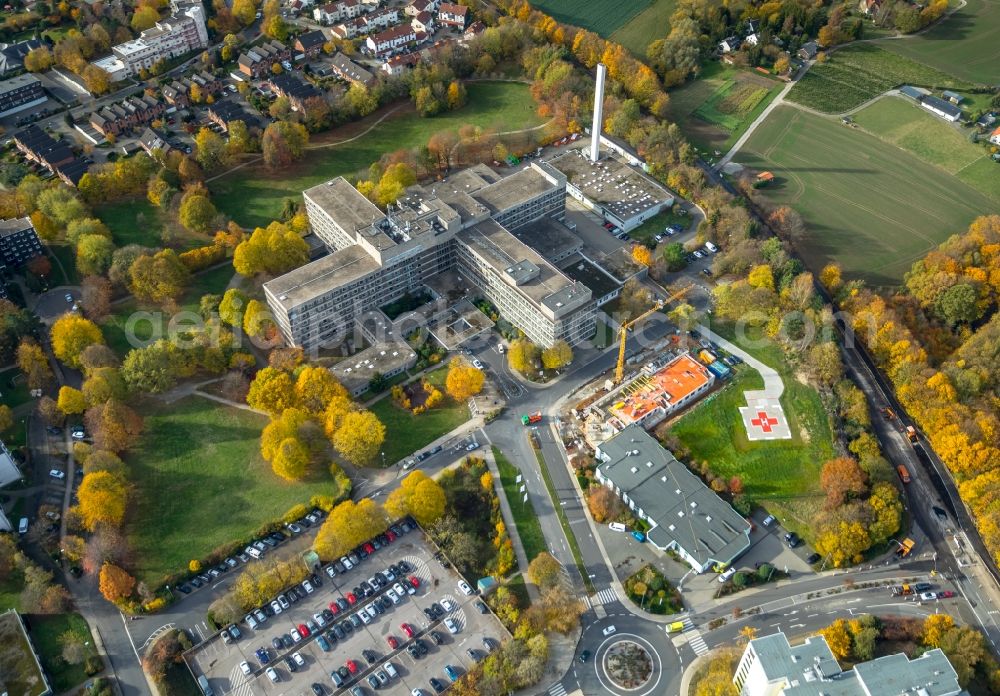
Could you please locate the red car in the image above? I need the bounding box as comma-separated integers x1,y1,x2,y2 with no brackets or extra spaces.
346,592,357,605
298,623,310,638
346,660,359,674
363,542,375,555
409,575,420,589
386,530,396,542
328,601,341,615
400,622,414,638
386,635,399,649
939,590,956,598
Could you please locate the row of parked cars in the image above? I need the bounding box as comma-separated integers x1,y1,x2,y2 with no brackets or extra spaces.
176,509,329,595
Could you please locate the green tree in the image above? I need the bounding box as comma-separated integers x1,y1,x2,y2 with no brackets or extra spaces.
935,283,981,326
663,242,688,271
179,193,217,233
218,288,250,327
121,340,182,393
76,234,116,276
194,127,230,172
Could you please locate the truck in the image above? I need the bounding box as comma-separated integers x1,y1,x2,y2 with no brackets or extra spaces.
897,464,911,483
521,412,542,426
905,425,917,442
896,538,915,557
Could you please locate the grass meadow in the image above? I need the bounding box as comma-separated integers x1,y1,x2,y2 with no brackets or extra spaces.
527,0,650,35
852,96,1000,202
736,105,995,286
125,396,349,585
493,446,547,562
668,323,834,536
609,0,676,56
210,82,543,229
876,0,1000,84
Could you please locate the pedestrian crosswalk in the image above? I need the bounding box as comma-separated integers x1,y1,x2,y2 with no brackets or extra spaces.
669,618,710,656
688,630,709,656
593,587,619,605
548,682,568,696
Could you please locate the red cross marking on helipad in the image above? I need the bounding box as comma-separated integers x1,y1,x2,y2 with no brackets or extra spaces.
751,411,779,433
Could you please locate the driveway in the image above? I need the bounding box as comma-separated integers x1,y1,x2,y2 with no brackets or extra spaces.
695,325,783,401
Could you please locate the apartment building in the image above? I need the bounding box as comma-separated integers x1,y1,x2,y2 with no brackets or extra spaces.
0,74,45,118
0,217,42,269
366,24,417,56
313,0,364,25
335,7,401,39
264,162,596,351
734,632,962,696
265,73,322,111
329,52,374,85
94,0,208,79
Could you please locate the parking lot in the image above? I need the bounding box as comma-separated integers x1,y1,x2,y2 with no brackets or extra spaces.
187,525,507,696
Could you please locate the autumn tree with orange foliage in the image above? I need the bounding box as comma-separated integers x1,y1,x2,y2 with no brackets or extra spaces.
819,457,867,508
99,561,136,603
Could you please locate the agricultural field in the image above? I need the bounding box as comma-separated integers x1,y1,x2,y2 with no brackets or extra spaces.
736,105,996,286
210,82,544,229
666,63,783,153
877,0,1000,84
852,96,1000,202
528,0,651,35
786,43,974,114
609,0,676,57
668,323,834,537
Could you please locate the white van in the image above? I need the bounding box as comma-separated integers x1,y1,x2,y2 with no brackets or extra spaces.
18,517,28,534
608,522,626,532
704,241,719,253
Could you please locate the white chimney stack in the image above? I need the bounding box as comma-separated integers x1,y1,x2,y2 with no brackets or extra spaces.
590,63,606,163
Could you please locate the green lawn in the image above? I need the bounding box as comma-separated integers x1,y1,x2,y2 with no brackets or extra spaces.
0,571,23,611
368,368,470,465
493,446,546,562
591,317,614,348
668,323,834,534
609,0,676,56
627,209,690,246
126,396,350,585
736,105,997,286
786,43,975,114
100,263,234,357
29,613,97,693
0,368,33,409
852,96,1000,202
527,0,650,35
666,63,783,153
47,244,80,286
97,199,169,249
210,83,544,229
876,0,1000,84
0,611,47,696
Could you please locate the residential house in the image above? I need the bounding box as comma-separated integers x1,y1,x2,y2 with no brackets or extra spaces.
718,35,740,53
988,126,1000,146
0,74,46,118
405,0,435,16
295,29,327,59
330,52,374,85
381,50,421,76
0,38,45,75
437,1,468,28
207,100,261,132
267,72,322,111
411,11,434,32
366,24,416,56
161,80,190,107
859,0,881,15
313,0,364,24
238,41,290,78
13,125,89,187
89,95,165,137
798,40,818,59
138,127,173,156
191,71,222,95
463,20,485,38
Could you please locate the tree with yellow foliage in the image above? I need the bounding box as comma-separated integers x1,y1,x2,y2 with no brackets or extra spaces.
445,358,484,401
57,385,87,415
820,263,843,293
50,314,104,369
819,619,852,660
541,340,573,370
747,264,775,291
314,498,389,560
384,471,446,526
246,367,296,415
508,338,539,374
922,614,955,648
631,245,652,266
295,366,348,413
814,518,870,568
332,410,385,466
78,471,128,530
272,437,309,481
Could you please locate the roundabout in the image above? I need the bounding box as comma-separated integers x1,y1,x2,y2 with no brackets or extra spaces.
568,616,682,696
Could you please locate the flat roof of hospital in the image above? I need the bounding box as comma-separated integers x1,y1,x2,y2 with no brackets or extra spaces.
547,148,672,220
264,245,381,310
